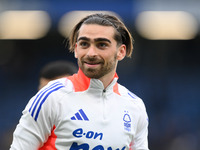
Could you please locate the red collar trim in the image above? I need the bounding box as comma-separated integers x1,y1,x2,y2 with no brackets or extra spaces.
67,68,120,95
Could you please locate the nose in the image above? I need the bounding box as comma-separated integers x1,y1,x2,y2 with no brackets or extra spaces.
86,45,97,57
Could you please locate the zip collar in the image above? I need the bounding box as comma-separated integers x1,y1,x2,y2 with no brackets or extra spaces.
67,68,120,95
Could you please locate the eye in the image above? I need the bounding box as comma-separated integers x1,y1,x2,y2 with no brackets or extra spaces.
78,41,89,48
97,42,108,49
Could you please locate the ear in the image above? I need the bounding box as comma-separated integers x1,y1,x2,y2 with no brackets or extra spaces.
74,43,78,58
117,44,126,61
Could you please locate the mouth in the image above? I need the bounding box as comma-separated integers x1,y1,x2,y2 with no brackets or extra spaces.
83,59,103,68
84,62,101,68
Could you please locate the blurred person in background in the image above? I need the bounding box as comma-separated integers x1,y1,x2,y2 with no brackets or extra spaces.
0,60,78,149
38,60,78,90
10,13,149,150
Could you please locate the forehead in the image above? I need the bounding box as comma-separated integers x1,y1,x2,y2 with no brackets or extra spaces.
78,24,116,40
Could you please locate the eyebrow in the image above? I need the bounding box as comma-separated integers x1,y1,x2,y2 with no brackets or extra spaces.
77,36,111,43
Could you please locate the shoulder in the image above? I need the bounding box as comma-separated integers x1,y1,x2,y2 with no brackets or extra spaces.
117,83,146,111
40,77,75,95
27,77,74,121
117,83,149,124
36,78,73,100
37,77,75,103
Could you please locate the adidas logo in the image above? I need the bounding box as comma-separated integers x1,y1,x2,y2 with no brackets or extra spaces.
71,109,89,121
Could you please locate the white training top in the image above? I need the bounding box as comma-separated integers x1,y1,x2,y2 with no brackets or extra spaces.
10,69,149,150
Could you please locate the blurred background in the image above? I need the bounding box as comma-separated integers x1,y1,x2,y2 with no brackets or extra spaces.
0,0,200,149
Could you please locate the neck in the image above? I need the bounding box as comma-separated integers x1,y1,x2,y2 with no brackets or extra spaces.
99,71,117,89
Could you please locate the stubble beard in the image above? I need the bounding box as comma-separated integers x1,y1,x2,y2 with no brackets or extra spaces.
78,54,117,79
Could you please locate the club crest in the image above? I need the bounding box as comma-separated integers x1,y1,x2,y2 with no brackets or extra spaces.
123,111,131,132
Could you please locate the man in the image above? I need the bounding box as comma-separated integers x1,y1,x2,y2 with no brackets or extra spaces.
38,60,78,90
10,13,149,150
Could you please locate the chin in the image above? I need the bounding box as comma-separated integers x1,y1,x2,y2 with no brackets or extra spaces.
84,70,103,79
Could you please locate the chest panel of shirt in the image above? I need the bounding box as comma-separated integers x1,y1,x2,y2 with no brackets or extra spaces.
53,90,139,149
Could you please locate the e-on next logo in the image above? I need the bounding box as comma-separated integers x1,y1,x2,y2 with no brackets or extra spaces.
70,128,126,150
123,111,131,132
